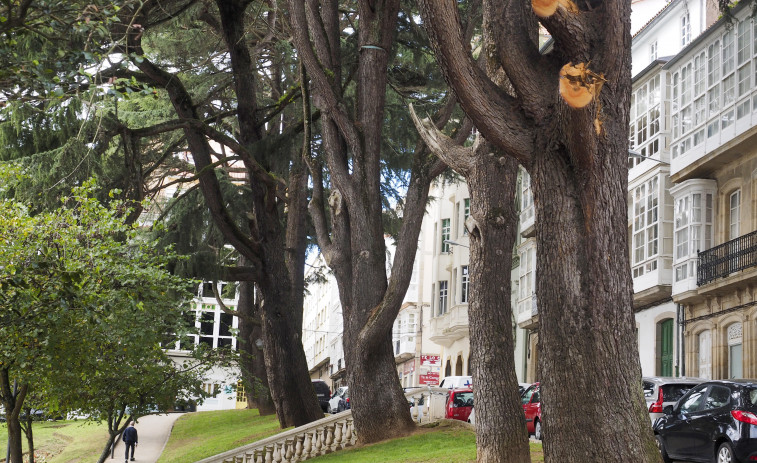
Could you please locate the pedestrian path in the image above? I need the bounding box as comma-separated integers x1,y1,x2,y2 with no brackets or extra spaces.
112,413,184,463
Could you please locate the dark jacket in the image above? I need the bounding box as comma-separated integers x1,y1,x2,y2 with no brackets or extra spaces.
123,426,138,444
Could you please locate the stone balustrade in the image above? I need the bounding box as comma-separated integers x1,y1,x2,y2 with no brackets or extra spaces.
197,386,451,463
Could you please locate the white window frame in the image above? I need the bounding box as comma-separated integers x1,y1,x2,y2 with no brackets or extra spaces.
461,266,469,303
632,177,660,278
441,218,451,253
730,189,741,240
681,13,691,47
438,280,448,315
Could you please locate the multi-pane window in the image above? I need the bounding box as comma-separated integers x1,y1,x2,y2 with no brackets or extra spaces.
738,20,751,65
650,41,658,61
730,190,741,240
517,244,536,316
441,218,451,253
673,192,714,282
629,75,661,167
521,172,534,222
681,13,691,47
461,266,469,303
632,177,660,278
438,281,449,315
672,15,757,159
199,310,215,347
218,313,234,348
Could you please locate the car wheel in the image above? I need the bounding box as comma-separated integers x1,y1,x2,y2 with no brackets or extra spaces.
716,442,735,463
533,420,542,441
655,435,672,463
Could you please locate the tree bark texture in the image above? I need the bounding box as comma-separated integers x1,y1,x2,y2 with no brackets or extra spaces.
467,153,529,463
237,279,275,415
409,106,530,462
120,0,322,427
418,1,660,461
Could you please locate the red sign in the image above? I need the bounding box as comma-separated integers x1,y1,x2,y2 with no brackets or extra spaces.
419,372,439,385
420,355,440,367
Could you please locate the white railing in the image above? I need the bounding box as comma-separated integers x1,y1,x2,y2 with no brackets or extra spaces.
196,387,451,463
405,386,451,424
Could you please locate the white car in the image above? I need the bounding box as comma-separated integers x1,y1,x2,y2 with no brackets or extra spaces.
439,376,473,389
328,386,348,414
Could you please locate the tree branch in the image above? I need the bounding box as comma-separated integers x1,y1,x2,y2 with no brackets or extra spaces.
408,104,478,176
125,22,264,272
287,0,358,199
417,0,535,164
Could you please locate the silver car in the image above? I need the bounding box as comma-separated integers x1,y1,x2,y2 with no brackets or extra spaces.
642,376,705,422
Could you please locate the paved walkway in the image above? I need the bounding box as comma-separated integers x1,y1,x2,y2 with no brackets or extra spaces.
111,413,184,463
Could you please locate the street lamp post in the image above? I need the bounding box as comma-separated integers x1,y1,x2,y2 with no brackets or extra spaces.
443,239,469,249
628,149,670,165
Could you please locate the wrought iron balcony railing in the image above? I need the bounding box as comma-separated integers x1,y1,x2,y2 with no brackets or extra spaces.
698,230,757,286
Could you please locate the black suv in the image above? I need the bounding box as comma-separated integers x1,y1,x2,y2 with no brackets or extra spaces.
654,379,757,463
312,380,331,412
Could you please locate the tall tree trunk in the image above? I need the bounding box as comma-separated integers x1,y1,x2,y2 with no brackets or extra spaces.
215,0,322,427
467,152,529,462
123,0,322,427
237,279,275,415
409,108,530,462
532,146,657,460
417,0,660,460
259,273,323,427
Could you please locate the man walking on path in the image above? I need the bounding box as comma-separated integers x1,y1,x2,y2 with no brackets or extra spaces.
113,413,182,463
123,421,138,462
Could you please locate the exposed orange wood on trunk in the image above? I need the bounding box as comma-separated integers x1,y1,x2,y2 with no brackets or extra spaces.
532,0,578,18
559,62,606,109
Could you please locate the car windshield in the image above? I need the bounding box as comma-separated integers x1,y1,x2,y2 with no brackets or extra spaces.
643,381,655,398
662,384,696,402
453,391,473,407
521,386,537,405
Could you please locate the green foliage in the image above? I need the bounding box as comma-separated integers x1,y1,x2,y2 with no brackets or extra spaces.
0,175,209,435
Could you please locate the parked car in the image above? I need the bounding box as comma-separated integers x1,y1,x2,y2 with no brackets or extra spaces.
445,387,474,422
642,376,705,422
328,386,348,414
439,376,473,389
654,379,757,463
312,380,331,413
337,388,351,412
467,407,475,425
521,382,542,440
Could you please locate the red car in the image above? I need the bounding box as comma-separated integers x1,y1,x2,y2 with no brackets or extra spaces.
445,387,474,422
521,382,542,440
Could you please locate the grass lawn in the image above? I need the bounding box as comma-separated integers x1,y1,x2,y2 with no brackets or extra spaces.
307,421,544,463
156,409,287,463
0,412,545,463
0,420,110,463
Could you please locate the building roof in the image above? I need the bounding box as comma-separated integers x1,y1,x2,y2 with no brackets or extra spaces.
632,57,672,83
633,0,679,40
